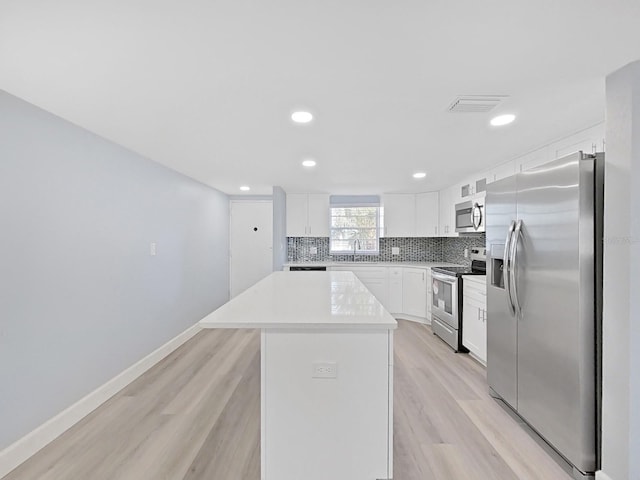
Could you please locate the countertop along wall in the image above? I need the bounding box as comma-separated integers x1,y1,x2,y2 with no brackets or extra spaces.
0,91,230,451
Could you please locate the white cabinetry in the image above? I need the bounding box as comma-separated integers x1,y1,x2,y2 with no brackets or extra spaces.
402,268,427,318
286,193,329,237
438,186,458,237
548,122,604,160
388,267,403,314
415,192,439,237
515,148,549,173
382,194,416,237
382,193,439,238
332,266,389,307
307,194,330,236
328,265,431,322
489,161,516,183
462,276,487,364
426,268,433,322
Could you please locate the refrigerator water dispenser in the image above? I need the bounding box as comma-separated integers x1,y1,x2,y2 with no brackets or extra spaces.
490,244,505,289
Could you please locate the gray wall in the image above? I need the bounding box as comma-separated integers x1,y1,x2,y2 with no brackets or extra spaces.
0,91,230,450
272,187,287,271
601,60,640,480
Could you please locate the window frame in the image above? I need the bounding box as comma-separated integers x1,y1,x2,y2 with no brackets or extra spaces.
329,204,383,256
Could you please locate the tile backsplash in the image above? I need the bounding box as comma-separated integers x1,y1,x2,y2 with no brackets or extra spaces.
441,234,486,267
287,234,486,265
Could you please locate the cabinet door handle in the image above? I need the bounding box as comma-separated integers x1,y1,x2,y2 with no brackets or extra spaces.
434,226,438,235
308,226,311,235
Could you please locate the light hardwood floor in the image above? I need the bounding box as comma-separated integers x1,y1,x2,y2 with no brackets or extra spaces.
3,321,572,480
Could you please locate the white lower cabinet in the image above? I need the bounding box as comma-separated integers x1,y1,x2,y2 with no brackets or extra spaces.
329,265,430,322
332,266,389,307
462,276,487,364
426,268,432,322
402,268,427,319
388,267,403,314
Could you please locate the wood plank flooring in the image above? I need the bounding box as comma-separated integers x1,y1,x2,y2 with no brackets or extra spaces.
3,321,572,480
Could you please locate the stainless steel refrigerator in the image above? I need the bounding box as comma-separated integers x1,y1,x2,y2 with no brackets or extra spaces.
486,152,603,479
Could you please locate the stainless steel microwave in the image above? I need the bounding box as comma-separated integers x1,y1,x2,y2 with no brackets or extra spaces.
455,198,484,233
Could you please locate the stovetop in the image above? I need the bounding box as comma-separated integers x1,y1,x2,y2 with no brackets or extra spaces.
431,265,485,277
432,247,487,277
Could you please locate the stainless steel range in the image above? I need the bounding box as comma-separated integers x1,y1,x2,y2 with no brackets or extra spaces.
431,248,486,352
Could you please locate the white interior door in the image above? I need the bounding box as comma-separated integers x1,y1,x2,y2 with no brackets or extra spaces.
230,201,273,298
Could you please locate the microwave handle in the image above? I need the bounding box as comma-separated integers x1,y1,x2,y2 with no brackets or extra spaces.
472,203,483,230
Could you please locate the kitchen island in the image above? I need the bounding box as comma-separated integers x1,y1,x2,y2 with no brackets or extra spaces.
200,271,396,480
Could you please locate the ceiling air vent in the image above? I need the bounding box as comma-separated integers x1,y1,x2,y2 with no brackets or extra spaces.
448,95,508,113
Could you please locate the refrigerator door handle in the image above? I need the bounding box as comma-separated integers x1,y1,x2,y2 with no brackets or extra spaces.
504,220,516,315
510,219,524,315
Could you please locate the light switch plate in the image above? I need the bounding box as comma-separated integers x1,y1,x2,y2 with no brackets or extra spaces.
392,247,400,255
310,246,318,255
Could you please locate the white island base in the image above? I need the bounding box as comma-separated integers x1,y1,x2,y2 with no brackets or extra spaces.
200,271,395,480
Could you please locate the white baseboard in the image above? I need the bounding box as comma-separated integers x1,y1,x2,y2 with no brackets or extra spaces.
596,471,614,480
0,323,202,479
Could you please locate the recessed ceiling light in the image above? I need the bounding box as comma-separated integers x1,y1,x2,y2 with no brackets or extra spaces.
291,111,313,124
490,114,516,126
413,172,427,179
302,159,316,167
240,186,250,191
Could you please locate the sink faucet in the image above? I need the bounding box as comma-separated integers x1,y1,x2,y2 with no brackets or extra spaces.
352,239,361,262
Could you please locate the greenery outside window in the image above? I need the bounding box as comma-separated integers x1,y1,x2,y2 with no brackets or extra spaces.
329,196,383,255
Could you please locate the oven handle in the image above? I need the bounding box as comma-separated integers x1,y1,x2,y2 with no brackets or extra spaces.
431,272,457,285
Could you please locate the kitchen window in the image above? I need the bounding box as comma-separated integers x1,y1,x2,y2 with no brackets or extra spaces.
329,196,383,255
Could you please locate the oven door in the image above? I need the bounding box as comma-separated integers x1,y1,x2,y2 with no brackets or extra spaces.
431,272,459,328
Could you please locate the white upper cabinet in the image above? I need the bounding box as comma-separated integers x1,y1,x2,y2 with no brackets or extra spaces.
437,186,458,237
286,194,308,236
382,194,416,237
548,122,605,160
307,194,330,237
383,193,439,238
438,188,450,237
415,192,439,237
286,193,329,237
488,161,516,183
514,147,549,173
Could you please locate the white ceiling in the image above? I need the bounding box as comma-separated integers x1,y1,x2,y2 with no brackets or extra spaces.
1,0,640,195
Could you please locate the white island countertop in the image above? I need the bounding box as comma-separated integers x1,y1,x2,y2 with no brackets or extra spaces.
200,271,397,330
